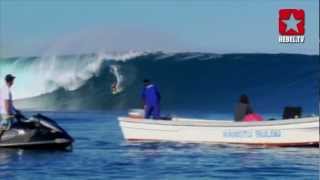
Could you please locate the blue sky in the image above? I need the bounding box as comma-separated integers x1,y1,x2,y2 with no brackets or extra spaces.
0,0,319,57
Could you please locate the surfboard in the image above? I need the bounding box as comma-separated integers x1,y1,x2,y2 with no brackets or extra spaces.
112,86,122,95
112,90,120,95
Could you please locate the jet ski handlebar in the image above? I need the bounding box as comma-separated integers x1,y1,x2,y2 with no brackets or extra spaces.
14,110,28,122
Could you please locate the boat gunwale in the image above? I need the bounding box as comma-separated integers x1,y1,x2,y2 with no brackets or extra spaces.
119,116,319,128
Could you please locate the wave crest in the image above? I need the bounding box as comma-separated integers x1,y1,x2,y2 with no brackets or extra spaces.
0,51,144,99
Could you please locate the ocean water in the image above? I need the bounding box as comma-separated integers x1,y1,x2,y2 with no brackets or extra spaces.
0,52,319,179
1,52,318,115
0,111,318,180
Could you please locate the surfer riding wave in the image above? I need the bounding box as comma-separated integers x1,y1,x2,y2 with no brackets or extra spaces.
110,65,123,95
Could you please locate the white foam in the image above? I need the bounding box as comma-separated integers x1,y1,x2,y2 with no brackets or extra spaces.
1,51,143,99
97,51,144,61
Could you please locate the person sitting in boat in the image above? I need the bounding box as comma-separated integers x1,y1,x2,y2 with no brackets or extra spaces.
142,79,161,119
234,94,253,121
0,74,19,130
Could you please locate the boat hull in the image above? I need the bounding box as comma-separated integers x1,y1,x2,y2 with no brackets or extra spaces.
119,117,319,147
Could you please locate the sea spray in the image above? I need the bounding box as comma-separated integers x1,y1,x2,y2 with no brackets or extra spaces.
0,51,143,99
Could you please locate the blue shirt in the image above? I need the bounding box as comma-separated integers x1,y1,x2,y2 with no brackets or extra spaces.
142,84,161,106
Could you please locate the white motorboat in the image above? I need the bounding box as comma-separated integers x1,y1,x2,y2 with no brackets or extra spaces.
119,115,319,147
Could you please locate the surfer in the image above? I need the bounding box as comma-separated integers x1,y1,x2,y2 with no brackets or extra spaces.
0,74,18,130
111,82,118,94
142,79,161,119
110,65,123,95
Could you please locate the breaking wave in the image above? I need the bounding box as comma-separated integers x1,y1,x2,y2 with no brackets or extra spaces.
0,51,143,99
0,52,319,115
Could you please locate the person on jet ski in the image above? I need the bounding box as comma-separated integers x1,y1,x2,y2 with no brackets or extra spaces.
0,74,19,130
142,79,161,119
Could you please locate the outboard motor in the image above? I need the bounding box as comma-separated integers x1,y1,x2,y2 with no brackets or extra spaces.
282,106,302,119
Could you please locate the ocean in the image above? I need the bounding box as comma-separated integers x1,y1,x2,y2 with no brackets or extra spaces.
0,52,318,115
0,52,319,179
0,111,318,180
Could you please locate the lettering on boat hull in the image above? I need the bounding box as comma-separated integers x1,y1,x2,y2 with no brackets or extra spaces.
223,129,282,138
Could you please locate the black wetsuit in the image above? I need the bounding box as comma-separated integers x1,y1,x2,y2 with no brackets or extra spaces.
234,103,253,121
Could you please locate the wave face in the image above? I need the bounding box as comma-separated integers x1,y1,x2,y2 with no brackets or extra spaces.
0,52,319,114
0,52,142,99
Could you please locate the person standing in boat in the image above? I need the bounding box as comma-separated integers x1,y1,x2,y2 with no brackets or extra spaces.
234,94,253,121
142,79,161,119
0,74,18,130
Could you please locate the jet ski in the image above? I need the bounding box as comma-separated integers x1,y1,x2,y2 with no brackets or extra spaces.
0,113,73,150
